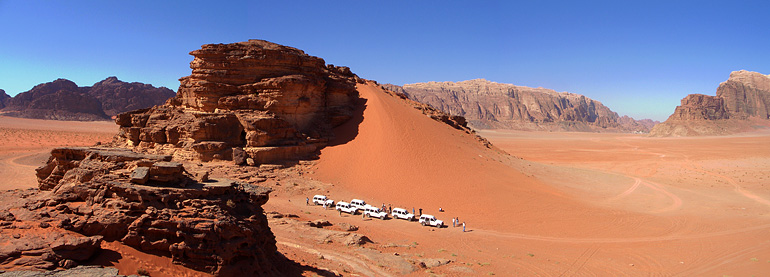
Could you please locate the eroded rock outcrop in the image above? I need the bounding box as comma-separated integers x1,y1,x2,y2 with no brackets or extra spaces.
1,147,279,275
386,79,656,132
651,70,770,136
114,40,360,165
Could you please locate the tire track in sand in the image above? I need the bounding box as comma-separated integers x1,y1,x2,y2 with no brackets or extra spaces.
278,240,393,277
681,160,770,207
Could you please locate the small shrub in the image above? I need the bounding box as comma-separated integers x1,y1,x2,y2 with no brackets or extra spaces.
527,253,535,257
226,199,236,208
137,268,150,276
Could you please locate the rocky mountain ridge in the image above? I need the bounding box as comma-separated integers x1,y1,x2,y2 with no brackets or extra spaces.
0,77,174,121
386,79,657,132
650,70,770,136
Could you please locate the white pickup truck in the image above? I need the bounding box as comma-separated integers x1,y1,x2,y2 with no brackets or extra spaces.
363,205,388,219
391,208,415,221
418,214,444,228
336,201,358,214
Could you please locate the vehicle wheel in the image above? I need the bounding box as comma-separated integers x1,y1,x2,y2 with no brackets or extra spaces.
421,222,426,226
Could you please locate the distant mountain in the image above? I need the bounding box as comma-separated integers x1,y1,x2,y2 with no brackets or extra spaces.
384,79,657,132
650,70,770,136
1,77,175,121
0,89,10,109
86,76,176,117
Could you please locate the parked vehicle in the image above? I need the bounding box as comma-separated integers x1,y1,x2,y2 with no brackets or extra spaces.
336,201,357,214
418,214,444,228
323,199,334,208
391,208,415,221
350,199,367,210
312,195,328,205
363,205,388,219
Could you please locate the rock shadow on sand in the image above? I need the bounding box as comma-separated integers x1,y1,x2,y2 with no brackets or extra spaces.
327,97,367,147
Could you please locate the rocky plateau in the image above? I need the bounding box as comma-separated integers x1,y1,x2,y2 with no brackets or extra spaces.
386,79,657,132
651,70,770,136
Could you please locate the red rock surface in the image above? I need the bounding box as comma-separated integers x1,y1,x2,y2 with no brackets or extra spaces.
651,70,770,136
385,79,656,132
114,39,360,165
0,147,279,275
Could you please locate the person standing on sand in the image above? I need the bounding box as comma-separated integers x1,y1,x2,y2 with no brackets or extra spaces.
412,208,415,215
339,209,342,216
452,217,456,227
462,222,466,232
306,197,309,205
419,208,422,216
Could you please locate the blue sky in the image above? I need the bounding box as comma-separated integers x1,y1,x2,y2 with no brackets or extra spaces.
1,1,768,121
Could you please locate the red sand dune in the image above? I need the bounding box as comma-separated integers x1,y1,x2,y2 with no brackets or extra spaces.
309,82,770,275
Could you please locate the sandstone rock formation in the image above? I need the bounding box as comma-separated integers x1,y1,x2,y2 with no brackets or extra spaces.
386,79,656,132
651,70,770,136
0,77,173,121
114,39,360,165
0,89,10,109
1,147,279,275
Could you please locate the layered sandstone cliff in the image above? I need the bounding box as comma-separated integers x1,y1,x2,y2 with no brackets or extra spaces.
0,78,174,121
114,39,360,165
650,70,770,136
387,79,655,132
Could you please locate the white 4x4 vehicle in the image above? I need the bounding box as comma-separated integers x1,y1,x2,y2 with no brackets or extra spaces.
350,199,367,210
418,214,444,228
335,202,358,214
391,208,415,221
312,195,328,205
362,205,388,219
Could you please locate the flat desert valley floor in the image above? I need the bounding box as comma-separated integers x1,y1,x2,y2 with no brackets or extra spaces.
1,88,769,277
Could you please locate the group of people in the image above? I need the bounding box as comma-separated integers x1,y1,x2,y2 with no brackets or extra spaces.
451,217,466,232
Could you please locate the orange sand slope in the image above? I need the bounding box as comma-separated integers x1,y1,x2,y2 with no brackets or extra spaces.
0,116,116,190
311,82,770,275
313,83,653,235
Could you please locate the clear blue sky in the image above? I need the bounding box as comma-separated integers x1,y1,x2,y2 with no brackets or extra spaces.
1,1,768,121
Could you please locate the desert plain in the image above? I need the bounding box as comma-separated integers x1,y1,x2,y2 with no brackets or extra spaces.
1,83,769,276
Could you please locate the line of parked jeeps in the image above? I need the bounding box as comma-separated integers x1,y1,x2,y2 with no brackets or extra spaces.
311,195,444,228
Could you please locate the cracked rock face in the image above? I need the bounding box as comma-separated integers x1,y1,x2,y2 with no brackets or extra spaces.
114,39,361,165
2,147,279,275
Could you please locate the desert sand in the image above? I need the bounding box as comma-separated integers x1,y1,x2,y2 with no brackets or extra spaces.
288,83,769,275
0,116,116,190
2,83,769,276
